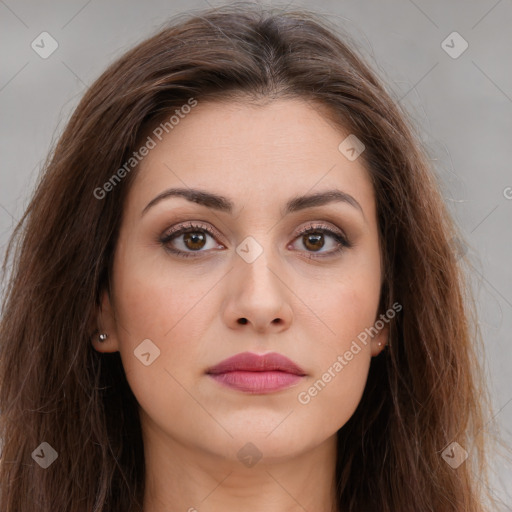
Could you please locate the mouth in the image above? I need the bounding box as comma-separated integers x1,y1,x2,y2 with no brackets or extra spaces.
206,351,306,394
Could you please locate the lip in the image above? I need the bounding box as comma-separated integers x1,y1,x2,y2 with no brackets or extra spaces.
206,352,306,394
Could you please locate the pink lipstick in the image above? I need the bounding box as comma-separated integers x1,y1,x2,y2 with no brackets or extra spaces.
206,352,306,394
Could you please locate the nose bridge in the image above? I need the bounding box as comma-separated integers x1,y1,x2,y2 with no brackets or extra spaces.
223,231,293,332
235,233,281,295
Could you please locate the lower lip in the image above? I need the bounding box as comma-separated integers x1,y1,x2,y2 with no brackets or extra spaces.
208,371,303,393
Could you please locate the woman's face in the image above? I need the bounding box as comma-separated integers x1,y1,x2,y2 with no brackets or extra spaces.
95,98,387,464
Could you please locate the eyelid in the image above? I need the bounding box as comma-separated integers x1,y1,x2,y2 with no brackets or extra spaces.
160,220,226,245
294,221,347,240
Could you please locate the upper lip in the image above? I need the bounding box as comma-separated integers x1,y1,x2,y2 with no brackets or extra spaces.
206,352,306,376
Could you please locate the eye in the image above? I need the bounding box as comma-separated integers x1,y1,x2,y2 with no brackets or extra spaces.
159,221,351,259
159,221,225,258
289,223,351,258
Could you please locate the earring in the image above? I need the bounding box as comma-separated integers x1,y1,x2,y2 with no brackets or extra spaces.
98,333,108,342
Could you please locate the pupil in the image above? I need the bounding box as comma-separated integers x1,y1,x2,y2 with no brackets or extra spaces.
305,233,323,251
184,232,205,250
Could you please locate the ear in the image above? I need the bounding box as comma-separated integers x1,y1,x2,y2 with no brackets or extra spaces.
370,321,389,357
90,288,120,353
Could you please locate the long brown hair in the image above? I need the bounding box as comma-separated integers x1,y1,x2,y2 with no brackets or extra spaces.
0,3,501,511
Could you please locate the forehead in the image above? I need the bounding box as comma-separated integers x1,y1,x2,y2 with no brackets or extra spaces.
127,98,376,218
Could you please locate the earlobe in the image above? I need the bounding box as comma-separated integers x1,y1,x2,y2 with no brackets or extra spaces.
90,288,120,353
371,323,389,357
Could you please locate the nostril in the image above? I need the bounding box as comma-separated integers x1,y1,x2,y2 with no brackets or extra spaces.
238,318,248,324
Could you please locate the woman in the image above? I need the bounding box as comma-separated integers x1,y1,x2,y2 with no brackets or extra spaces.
0,3,500,511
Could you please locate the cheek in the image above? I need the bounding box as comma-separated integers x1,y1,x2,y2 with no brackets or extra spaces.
310,261,381,353
294,264,380,426
293,308,374,440
109,247,218,393
294,357,370,448
112,235,219,338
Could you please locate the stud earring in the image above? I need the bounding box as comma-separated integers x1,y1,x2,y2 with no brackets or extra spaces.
98,333,108,342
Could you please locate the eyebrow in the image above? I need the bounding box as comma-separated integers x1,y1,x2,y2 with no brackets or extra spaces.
141,187,365,219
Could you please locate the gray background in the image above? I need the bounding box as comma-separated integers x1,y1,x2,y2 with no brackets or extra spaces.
1,0,511,508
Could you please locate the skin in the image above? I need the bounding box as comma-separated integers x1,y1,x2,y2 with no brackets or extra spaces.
92,98,388,512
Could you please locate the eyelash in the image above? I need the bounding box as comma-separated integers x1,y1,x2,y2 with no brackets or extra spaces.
159,221,352,259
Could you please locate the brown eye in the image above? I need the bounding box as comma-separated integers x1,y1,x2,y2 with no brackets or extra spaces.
160,222,225,258
302,233,325,251
290,224,351,258
182,231,207,251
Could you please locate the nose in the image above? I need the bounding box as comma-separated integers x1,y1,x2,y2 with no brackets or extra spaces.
221,247,293,334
